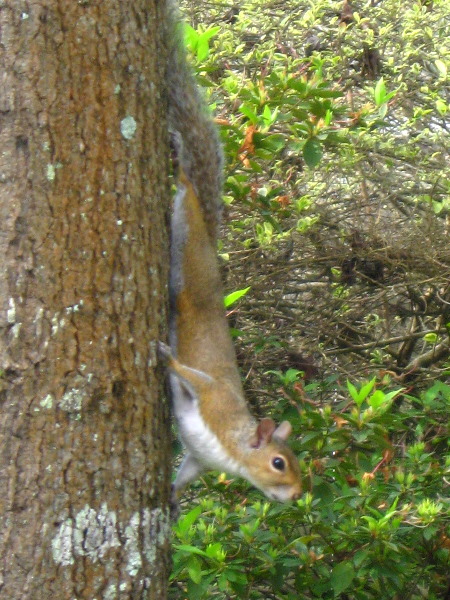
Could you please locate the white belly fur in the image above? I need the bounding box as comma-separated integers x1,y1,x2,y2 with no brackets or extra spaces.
171,376,244,477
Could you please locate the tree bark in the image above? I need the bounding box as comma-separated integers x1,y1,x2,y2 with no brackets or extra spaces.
0,1,171,598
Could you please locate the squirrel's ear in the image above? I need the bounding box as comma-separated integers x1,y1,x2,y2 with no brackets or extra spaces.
251,418,276,448
273,420,292,441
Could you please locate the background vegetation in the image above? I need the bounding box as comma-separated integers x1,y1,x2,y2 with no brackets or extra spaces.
170,1,450,598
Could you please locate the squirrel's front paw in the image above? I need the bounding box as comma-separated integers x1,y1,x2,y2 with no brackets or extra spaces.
158,341,173,362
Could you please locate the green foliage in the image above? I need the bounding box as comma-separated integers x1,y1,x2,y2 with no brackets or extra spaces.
372,77,397,107
224,286,251,308
182,3,348,234
181,0,450,385
303,137,323,168
184,23,220,62
170,376,449,599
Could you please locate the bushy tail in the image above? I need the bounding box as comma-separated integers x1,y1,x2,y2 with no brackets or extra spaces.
166,1,223,241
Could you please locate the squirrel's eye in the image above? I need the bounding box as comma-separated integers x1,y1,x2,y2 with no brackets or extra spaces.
272,457,285,471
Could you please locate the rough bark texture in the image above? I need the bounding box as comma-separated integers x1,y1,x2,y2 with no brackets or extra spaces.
0,1,171,598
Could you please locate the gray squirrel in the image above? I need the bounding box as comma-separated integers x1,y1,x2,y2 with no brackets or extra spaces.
160,2,302,505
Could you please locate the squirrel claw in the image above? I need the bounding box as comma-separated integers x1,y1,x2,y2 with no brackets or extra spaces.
158,341,173,362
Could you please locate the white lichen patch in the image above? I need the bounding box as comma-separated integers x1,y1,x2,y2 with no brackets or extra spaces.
40,394,54,409
147,340,158,368
11,323,21,338
51,519,75,566
7,298,16,324
65,300,84,314
51,315,59,336
52,504,120,567
134,352,142,368
34,306,44,337
142,507,170,566
51,504,171,579
59,388,84,413
120,116,137,140
46,164,56,181
104,583,118,600
75,504,120,560
46,162,63,181
124,512,142,577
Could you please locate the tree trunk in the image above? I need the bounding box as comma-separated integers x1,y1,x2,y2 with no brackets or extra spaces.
0,1,171,598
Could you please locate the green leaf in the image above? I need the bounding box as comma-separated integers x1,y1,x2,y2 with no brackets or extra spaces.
257,133,285,152
424,332,438,344
224,286,251,308
200,26,221,43
285,368,303,383
435,98,447,115
262,104,278,127
346,380,360,404
347,378,376,406
303,137,322,168
205,542,226,562
435,59,447,79
423,525,438,541
175,505,203,535
286,78,307,93
381,388,403,404
368,389,386,410
239,103,258,124
378,103,388,119
183,23,199,48
196,38,210,62
359,378,376,403
231,569,248,585
184,24,220,62
196,28,221,62
330,562,355,595
175,544,208,557
373,78,397,106
310,89,343,99
218,572,230,592
374,77,386,105
187,556,202,584
353,548,370,568
324,108,333,126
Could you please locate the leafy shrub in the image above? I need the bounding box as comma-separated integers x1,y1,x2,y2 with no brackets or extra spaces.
181,0,450,385
169,376,449,599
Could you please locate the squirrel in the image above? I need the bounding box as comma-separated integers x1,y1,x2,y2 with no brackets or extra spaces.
160,2,302,505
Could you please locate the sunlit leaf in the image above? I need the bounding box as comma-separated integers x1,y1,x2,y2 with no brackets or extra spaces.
303,137,322,167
